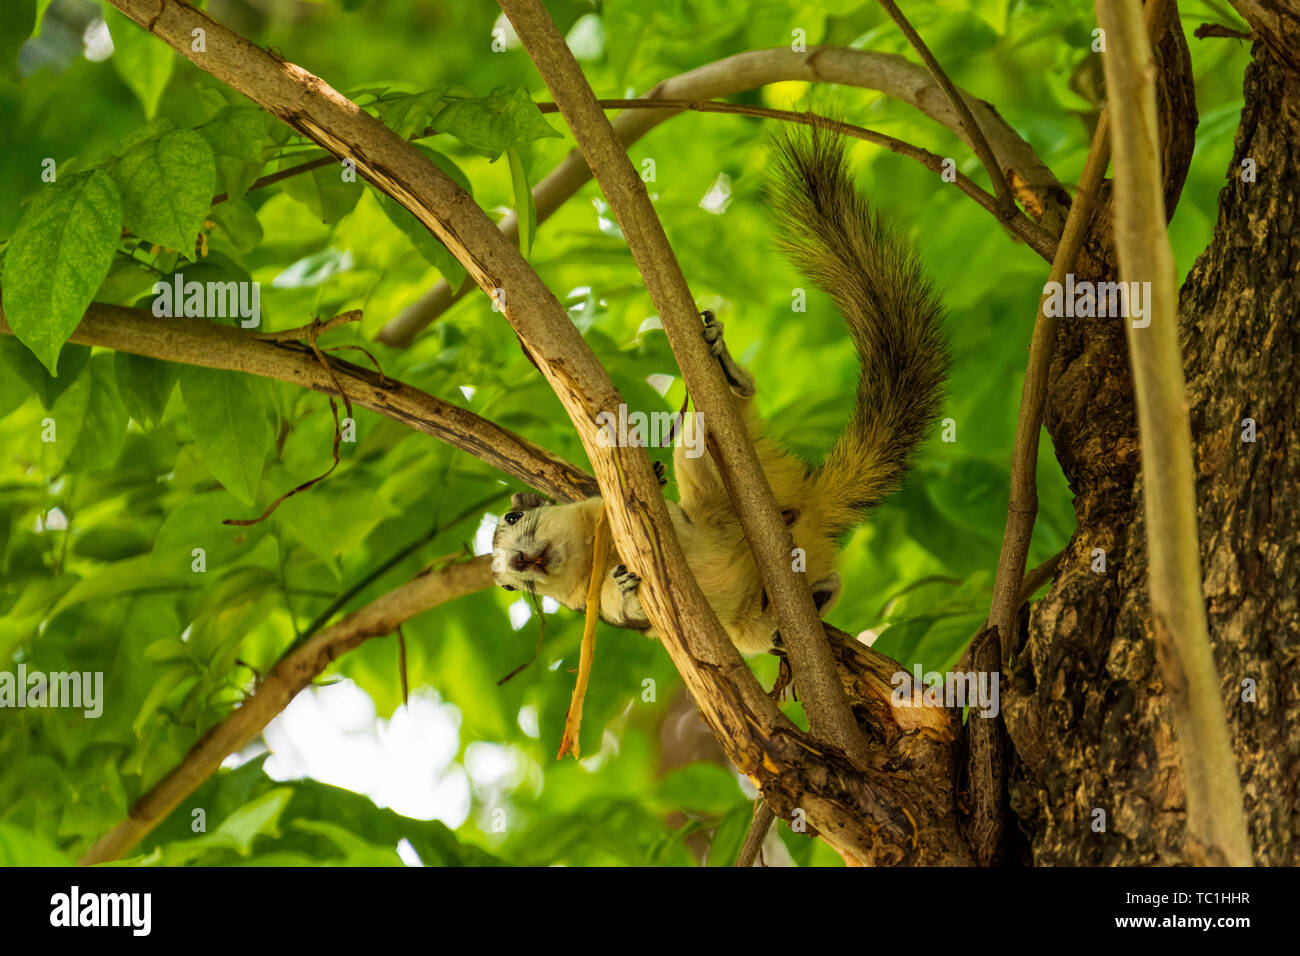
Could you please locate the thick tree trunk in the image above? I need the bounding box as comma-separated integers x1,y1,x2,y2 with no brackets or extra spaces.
1004,38,1299,865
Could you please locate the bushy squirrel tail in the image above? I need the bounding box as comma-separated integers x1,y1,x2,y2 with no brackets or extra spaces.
768,122,949,535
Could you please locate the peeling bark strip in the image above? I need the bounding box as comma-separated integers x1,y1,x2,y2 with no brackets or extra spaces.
0,305,599,504
104,0,967,863
1094,0,1252,866
80,556,496,865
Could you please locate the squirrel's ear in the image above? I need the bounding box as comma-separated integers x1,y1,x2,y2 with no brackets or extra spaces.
510,491,547,511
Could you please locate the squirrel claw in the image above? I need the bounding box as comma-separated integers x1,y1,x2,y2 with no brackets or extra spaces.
613,564,641,596
699,311,755,398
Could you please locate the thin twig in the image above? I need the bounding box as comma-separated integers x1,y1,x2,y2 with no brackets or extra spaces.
535,98,1056,260
296,490,506,643
984,113,1112,666
379,45,1064,345
965,86,1113,870
954,547,1065,676
736,801,776,867
210,153,335,206
1017,547,1065,605
1193,23,1253,40
397,625,410,708
876,0,1016,219
79,555,495,864
252,309,361,341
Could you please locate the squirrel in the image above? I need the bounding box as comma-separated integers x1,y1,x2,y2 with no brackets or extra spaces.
490,124,949,656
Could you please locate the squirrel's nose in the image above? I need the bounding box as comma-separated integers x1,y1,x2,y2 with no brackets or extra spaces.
510,547,550,573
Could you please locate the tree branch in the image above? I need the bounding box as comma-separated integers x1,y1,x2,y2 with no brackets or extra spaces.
497,0,872,769
984,116,1111,666
79,554,495,865
966,0,1179,866
378,45,1065,345
0,303,599,504
1094,0,1252,866
103,0,968,863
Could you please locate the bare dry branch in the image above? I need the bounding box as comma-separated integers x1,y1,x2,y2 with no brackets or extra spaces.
0,303,598,504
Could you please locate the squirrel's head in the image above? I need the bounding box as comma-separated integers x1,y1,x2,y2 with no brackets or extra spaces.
489,492,599,610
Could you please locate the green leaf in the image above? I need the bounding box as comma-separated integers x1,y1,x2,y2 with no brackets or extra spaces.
0,337,90,408
49,554,180,619
272,483,400,579
375,88,445,139
96,257,161,305
0,822,72,866
655,763,745,815
196,106,271,161
207,199,263,256
153,788,295,864
179,366,273,506
115,351,181,426
72,527,152,562
272,247,353,289
33,0,52,35
108,9,175,118
211,787,296,855
110,129,216,254
378,193,465,287
131,663,191,735
215,156,261,204
279,152,361,224
0,0,35,83
290,820,404,866
63,354,129,471
705,802,752,866
0,355,27,420
507,148,537,256
432,86,561,156
105,118,176,160
1,170,121,374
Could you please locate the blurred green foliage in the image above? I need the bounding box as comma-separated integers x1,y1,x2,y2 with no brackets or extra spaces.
0,0,1249,866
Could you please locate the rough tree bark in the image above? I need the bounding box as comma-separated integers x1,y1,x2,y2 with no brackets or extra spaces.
1004,32,1299,865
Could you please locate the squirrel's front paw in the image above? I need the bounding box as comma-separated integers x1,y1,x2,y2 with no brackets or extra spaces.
701,311,727,356
612,564,641,596
653,460,667,487
700,310,755,398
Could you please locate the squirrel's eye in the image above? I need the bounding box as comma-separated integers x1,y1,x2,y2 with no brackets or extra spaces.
503,511,523,525
502,584,517,592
